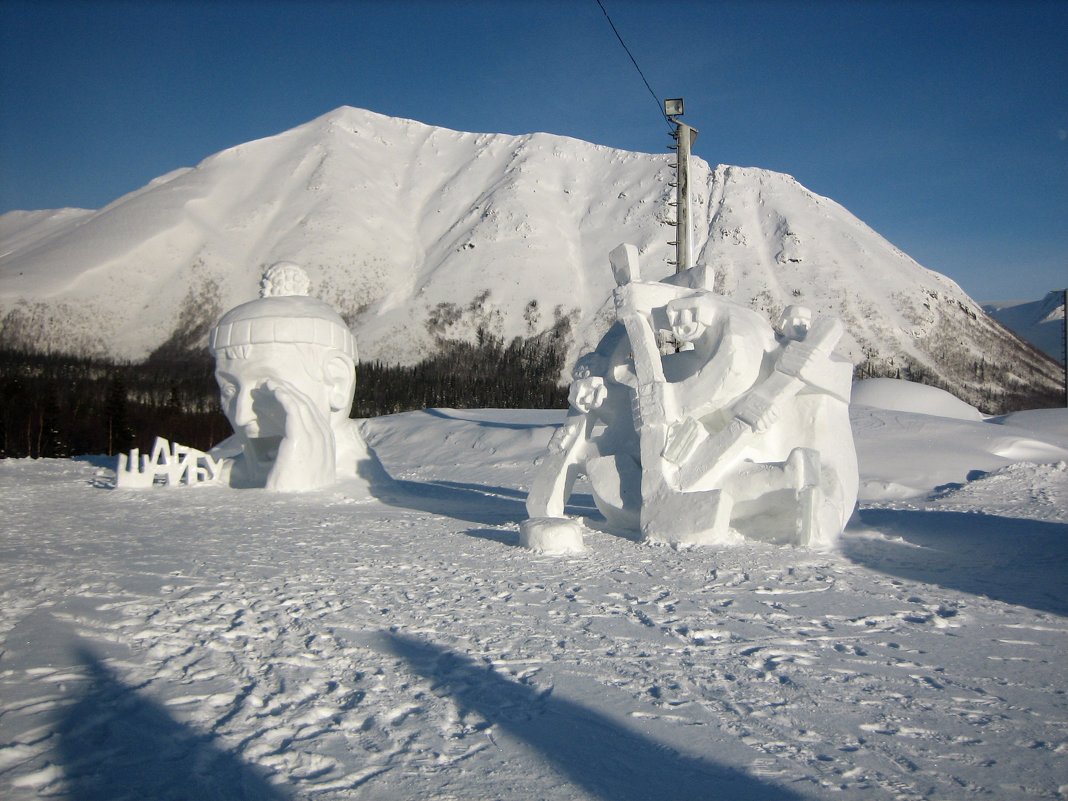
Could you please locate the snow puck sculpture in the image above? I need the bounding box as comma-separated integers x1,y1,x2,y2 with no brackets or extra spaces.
526,244,858,549
519,517,586,554
117,262,381,493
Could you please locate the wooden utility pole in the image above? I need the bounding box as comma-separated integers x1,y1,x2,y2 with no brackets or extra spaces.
664,98,698,273
674,121,696,273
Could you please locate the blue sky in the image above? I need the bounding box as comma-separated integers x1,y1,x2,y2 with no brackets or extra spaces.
1,0,1065,302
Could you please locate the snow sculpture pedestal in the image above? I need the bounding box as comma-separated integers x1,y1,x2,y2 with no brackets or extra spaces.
519,517,585,554
116,262,380,494
526,244,858,550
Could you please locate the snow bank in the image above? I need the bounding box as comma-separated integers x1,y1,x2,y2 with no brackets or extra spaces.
994,407,1068,437
852,403,1068,500
852,378,984,420
360,408,563,485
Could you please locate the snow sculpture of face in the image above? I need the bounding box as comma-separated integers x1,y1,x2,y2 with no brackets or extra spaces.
666,299,707,343
214,342,348,447
208,264,358,490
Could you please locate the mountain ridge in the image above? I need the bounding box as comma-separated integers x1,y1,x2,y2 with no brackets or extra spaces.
984,291,1066,366
0,106,1061,412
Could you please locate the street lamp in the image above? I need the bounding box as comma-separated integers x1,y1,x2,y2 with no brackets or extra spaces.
664,98,685,119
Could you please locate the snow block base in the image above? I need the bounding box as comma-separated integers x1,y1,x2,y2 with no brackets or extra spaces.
520,517,585,554
642,489,740,547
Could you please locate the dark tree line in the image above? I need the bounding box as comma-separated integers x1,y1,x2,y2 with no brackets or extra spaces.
0,326,568,459
0,350,229,459
854,347,1062,414
352,327,568,416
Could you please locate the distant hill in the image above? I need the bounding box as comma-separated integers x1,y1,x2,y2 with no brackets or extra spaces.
984,292,1066,365
1,106,1062,412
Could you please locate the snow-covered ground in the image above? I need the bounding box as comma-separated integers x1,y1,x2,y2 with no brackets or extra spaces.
2,381,1067,800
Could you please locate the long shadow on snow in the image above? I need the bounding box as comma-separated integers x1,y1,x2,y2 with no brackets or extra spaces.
431,480,600,518
372,476,529,526
845,509,1068,617
422,407,563,431
381,631,802,801
363,452,599,529
57,647,290,801
358,449,526,526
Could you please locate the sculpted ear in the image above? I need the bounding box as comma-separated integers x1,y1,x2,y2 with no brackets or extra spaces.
323,354,357,413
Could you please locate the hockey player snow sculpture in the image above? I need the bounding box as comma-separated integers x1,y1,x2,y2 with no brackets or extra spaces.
526,244,858,549
117,262,381,493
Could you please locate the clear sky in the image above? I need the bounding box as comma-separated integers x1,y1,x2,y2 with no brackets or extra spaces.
1,0,1065,302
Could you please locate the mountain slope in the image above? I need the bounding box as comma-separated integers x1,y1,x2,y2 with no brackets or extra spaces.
984,292,1066,365
0,106,1061,412
690,165,1063,410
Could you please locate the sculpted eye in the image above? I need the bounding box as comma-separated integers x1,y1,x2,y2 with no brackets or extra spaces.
219,382,237,400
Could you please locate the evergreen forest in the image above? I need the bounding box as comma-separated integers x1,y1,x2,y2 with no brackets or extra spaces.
0,328,568,460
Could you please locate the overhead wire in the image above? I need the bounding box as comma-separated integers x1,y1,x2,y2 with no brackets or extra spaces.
594,0,674,134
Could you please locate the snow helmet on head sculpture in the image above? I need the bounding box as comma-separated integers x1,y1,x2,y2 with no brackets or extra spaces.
209,262,356,361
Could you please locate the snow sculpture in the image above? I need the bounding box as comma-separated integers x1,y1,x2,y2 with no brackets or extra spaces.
519,517,586,554
527,244,858,548
116,437,222,487
117,262,380,493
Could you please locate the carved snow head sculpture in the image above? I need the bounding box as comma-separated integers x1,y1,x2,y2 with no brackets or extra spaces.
665,297,709,343
208,263,357,485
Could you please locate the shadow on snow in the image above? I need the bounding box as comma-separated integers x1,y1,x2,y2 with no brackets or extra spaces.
56,647,289,801
364,456,600,531
373,477,529,526
380,631,803,801
844,509,1068,617
421,407,563,431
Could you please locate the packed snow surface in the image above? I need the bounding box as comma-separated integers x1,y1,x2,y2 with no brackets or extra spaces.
2,393,1067,799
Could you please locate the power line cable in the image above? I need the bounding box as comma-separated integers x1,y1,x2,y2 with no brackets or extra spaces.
594,0,674,133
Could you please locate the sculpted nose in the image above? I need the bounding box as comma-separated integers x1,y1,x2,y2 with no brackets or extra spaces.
232,388,255,426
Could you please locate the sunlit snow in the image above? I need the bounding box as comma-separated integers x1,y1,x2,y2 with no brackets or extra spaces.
1,378,1066,800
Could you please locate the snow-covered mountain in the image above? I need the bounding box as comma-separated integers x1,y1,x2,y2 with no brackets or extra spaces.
984,292,1066,365
0,106,1061,411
